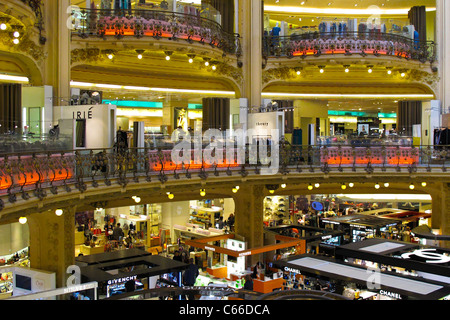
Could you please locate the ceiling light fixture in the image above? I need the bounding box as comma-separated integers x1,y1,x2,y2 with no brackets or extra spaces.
136,49,145,59
348,182,354,188
167,192,174,199
187,54,196,63
0,24,7,31
261,92,434,99
200,189,206,197
164,51,173,61
375,183,380,189
409,183,415,190
319,66,325,73
421,182,427,187
19,217,27,224
384,182,390,188
341,183,347,190
55,209,63,216
308,184,313,191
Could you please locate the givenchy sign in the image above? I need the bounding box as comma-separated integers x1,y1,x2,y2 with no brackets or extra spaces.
107,275,137,285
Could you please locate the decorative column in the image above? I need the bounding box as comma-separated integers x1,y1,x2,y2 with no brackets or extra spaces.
436,0,450,114
42,0,71,106
239,0,263,110
27,207,76,288
428,182,450,248
232,184,265,265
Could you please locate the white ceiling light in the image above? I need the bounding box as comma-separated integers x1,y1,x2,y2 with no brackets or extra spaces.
0,74,29,83
264,5,436,15
262,92,434,99
70,81,235,96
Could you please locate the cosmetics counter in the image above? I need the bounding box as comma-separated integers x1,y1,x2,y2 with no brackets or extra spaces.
274,253,450,300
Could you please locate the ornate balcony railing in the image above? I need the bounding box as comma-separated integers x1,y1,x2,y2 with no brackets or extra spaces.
0,144,449,209
71,8,241,56
263,32,436,63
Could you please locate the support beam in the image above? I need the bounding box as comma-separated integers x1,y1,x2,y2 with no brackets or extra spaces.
28,207,76,288
232,184,265,265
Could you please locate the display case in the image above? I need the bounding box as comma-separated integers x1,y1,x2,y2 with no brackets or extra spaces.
264,196,290,227
189,204,223,228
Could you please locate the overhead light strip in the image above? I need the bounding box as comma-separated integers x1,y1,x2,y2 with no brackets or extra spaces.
0,74,29,83
70,81,235,96
262,92,434,99
264,5,436,15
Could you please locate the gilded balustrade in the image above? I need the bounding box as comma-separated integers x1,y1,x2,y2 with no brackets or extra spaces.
263,32,436,63
71,8,241,56
0,144,448,210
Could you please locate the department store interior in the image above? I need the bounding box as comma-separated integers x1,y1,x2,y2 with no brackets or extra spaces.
0,0,449,302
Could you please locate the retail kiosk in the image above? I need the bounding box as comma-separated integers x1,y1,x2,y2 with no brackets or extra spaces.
335,238,450,285
76,249,188,299
184,233,303,293
322,214,402,243
273,254,450,300
265,224,344,257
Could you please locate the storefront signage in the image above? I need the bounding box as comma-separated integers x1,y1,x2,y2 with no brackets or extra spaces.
379,290,402,300
401,249,450,264
255,122,269,127
73,107,93,120
284,267,301,274
311,202,324,211
238,251,252,257
107,275,137,285
204,246,216,252
324,220,340,225
63,283,97,294
350,224,368,229
321,235,332,240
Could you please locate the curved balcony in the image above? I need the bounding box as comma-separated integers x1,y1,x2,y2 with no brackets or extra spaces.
263,32,436,64
71,8,241,57
0,143,448,213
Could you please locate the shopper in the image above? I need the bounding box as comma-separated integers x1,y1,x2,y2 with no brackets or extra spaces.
183,259,199,286
112,223,124,242
183,258,199,300
227,213,235,231
217,216,224,229
173,251,182,262
243,274,253,291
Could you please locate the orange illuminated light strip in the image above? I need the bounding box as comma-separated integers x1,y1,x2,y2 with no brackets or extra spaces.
0,169,74,190
152,160,240,171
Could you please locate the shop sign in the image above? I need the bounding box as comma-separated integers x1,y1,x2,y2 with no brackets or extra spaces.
204,246,216,252
72,107,93,120
324,220,340,225
238,251,252,257
311,202,324,211
107,275,137,285
350,224,367,229
401,249,450,264
284,267,301,274
379,289,402,300
321,235,332,240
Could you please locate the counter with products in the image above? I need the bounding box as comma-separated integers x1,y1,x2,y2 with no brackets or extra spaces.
321,214,402,243
76,248,188,299
335,238,450,285
274,254,450,300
